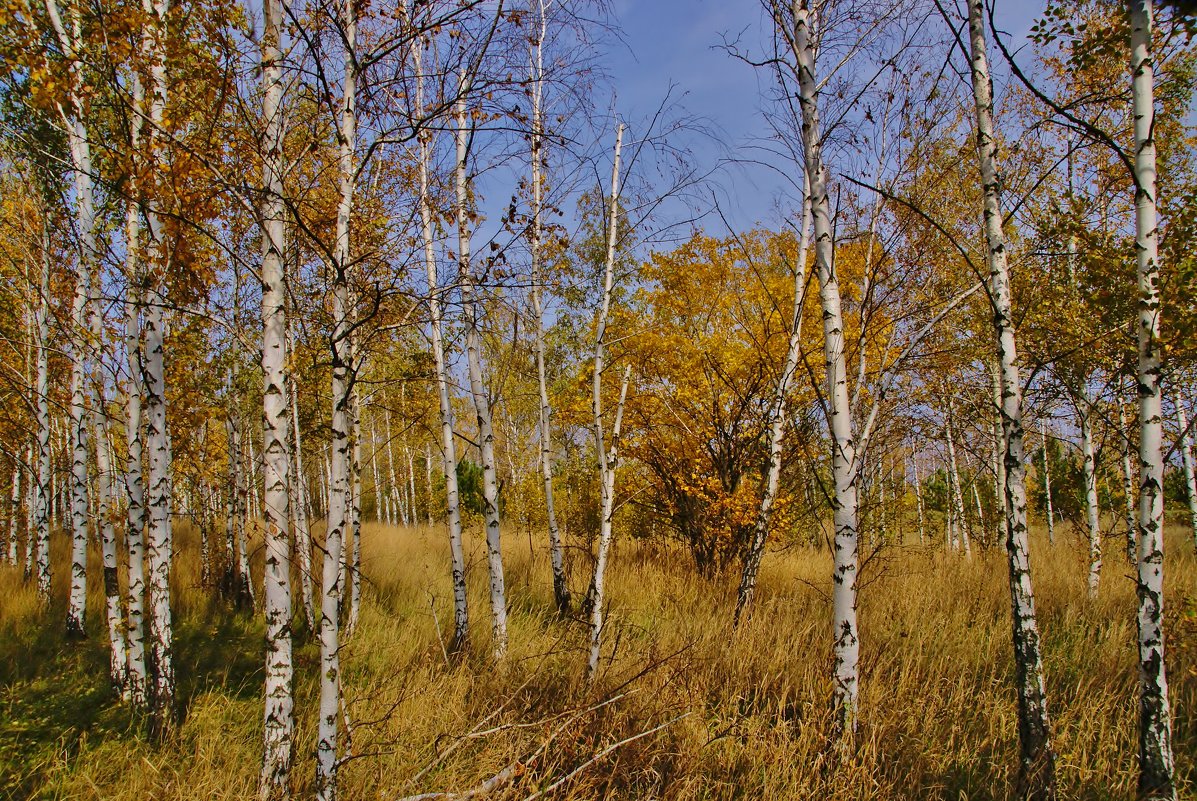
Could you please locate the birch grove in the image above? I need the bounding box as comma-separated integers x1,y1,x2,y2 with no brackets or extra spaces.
2,0,1196,796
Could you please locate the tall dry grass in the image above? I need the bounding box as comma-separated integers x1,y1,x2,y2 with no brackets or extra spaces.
1,517,1195,799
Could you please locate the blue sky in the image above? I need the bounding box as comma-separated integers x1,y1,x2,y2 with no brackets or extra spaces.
598,0,1045,233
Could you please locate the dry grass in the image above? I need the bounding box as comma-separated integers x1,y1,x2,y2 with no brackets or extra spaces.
2,517,1196,800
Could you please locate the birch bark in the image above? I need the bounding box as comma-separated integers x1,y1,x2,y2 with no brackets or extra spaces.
790,0,860,732
47,0,94,635
966,1,1056,793
735,185,811,623
1041,424,1055,545
1130,3,1175,792
1078,393,1102,597
316,0,356,791
34,222,51,599
1120,402,1137,564
1174,397,1197,549
945,400,970,556
585,124,625,680
529,0,568,615
288,338,315,632
455,70,507,660
258,0,295,785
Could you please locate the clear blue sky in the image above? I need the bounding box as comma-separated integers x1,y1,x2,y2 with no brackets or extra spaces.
600,0,1044,233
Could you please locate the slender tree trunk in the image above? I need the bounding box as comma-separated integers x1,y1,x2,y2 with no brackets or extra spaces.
966,2,1056,794
528,0,569,615
123,219,148,705
588,366,631,682
790,0,860,733
1174,396,1197,549
370,420,382,523
259,0,294,784
229,419,255,608
34,222,51,591
289,338,315,632
1130,3,1176,794
1079,392,1102,598
945,400,970,557
384,408,399,527
455,70,508,660
316,0,355,791
6,464,17,567
407,447,417,528
424,445,433,526
913,458,926,545
1120,402,1138,565
991,362,1007,547
736,186,812,623
346,384,363,637
90,288,129,692
62,16,93,633
1041,424,1055,545
414,26,467,653
586,124,626,680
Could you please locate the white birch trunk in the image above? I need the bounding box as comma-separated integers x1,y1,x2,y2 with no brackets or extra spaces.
529,0,568,615
455,70,507,660
945,402,969,556
588,366,630,682
316,0,355,790
230,419,255,608
89,266,128,692
59,2,93,632
1079,393,1102,597
384,408,399,527
34,223,51,591
424,446,433,526
259,0,294,784
413,30,468,652
1174,397,1197,549
966,1,1055,792
736,185,812,623
586,124,625,680
1120,402,1137,564
912,458,925,545
289,342,315,632
1130,3,1175,792
346,384,362,637
370,420,382,522
123,230,148,706
791,0,860,732
10,463,20,569
991,362,1007,547
1041,424,1055,545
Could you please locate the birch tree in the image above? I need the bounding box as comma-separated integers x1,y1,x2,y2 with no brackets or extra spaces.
1130,4,1174,793
455,66,508,660
585,123,628,681
1173,395,1197,548
1119,401,1137,564
316,0,357,791
1075,390,1101,596
735,186,811,623
964,0,1055,792
529,0,569,615
42,0,95,637
258,0,295,787
787,0,861,733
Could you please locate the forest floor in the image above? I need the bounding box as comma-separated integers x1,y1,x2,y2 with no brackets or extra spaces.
2,519,1196,800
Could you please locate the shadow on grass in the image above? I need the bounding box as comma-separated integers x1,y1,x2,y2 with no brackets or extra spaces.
0,594,268,800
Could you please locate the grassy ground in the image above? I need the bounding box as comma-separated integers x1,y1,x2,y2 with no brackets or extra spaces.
2,517,1196,800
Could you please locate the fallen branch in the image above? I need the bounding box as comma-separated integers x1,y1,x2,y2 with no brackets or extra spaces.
520,711,692,801
384,692,633,801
